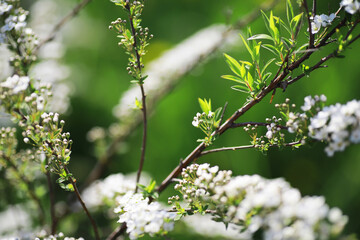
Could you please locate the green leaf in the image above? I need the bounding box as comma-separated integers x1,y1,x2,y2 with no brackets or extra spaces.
135,97,142,109
239,34,254,61
239,60,253,67
221,75,244,84
295,43,309,53
231,85,250,93
261,58,276,77
248,34,274,41
286,0,294,24
262,44,281,56
261,10,271,34
198,98,211,114
269,12,280,44
291,13,303,33
223,53,242,76
262,72,272,82
254,42,261,63
246,72,254,91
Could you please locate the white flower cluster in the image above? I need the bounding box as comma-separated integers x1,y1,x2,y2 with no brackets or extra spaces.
0,1,38,49
173,163,348,239
35,231,84,240
173,163,231,204
309,99,360,156
0,74,29,94
82,172,149,208
192,111,214,127
264,117,284,141
114,192,175,239
286,95,326,134
341,0,360,14
310,14,336,34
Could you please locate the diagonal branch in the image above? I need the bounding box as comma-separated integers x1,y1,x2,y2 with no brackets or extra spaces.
35,0,92,52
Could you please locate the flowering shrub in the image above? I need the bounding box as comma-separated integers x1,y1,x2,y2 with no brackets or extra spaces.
1,0,360,239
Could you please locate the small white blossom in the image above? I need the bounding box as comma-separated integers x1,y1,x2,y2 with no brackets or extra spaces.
0,74,30,94
309,13,336,34
341,0,360,14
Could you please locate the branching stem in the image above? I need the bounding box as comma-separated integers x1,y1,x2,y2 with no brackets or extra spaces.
64,167,100,240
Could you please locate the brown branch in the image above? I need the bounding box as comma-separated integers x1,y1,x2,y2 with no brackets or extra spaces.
46,171,57,234
106,223,127,240
35,0,92,52
64,167,100,240
200,140,302,157
124,2,148,193
303,0,314,48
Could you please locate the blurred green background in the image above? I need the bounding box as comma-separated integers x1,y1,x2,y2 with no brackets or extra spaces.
6,0,360,239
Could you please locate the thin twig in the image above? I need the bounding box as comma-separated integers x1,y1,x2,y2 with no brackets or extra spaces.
303,0,314,48
46,171,57,234
124,2,148,193
106,223,127,240
35,0,92,52
312,0,317,16
3,156,46,225
200,140,302,157
64,167,100,240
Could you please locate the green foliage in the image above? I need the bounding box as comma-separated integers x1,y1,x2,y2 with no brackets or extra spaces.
109,0,152,84
192,98,222,146
138,179,159,199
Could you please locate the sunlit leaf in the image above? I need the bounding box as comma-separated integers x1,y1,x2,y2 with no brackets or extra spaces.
224,53,242,76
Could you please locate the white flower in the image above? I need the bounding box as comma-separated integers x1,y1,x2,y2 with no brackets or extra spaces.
208,111,214,118
0,74,30,94
343,0,360,14
301,96,315,111
309,13,336,34
0,2,12,15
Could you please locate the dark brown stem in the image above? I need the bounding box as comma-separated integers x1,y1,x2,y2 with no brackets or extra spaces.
64,167,100,240
125,2,148,193
3,156,46,225
303,0,314,48
35,0,92,52
46,171,57,234
106,223,127,240
136,84,148,192
200,140,301,157
312,0,317,16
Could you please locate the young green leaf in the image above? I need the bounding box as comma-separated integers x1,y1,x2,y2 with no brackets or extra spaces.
231,85,250,93
221,75,245,84
224,53,242,77
198,98,211,114
239,34,255,61
286,0,295,24
248,34,274,42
